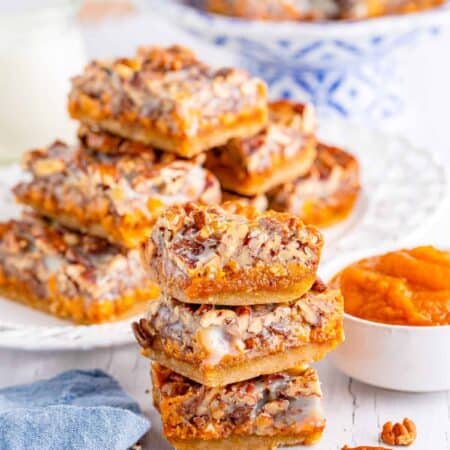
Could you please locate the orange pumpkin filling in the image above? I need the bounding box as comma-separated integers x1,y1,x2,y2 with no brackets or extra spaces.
331,246,450,326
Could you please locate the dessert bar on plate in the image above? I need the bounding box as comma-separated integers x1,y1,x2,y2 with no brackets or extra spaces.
0,216,158,324
142,202,323,305
68,45,268,157
151,363,326,450
13,140,221,248
268,143,360,227
205,100,317,196
133,279,343,386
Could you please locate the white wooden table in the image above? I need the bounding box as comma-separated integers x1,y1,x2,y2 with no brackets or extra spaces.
1,346,449,449
1,11,450,450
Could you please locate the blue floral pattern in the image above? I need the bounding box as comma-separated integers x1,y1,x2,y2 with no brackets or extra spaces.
190,27,439,121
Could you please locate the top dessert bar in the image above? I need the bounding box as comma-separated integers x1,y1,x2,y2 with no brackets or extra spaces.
13,139,221,248
205,100,317,196
142,202,323,305
69,45,268,157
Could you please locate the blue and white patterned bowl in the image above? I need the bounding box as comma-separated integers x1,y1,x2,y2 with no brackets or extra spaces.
150,0,450,127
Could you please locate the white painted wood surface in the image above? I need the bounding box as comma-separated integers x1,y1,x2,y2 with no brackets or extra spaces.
0,347,449,449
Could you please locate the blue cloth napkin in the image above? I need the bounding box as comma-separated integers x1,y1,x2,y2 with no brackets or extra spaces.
0,370,150,450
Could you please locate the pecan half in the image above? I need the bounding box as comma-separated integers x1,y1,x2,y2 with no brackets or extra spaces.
381,418,416,446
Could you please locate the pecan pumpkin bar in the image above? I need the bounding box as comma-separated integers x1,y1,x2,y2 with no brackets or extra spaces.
133,279,343,386
205,100,317,196
339,0,445,19
77,124,206,165
0,216,159,324
13,140,221,248
268,143,360,227
197,0,443,20
142,202,323,305
68,45,268,157
151,363,326,449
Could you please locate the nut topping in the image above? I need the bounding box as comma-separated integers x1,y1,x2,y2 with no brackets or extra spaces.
381,418,416,446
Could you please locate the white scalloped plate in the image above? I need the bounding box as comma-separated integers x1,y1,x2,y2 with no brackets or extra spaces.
0,121,446,350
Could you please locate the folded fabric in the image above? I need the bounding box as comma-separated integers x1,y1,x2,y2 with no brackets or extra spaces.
0,370,150,450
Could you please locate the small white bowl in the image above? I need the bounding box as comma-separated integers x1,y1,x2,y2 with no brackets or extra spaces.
320,248,450,392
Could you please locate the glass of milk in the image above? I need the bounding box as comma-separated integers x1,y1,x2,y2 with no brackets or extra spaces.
0,1,87,163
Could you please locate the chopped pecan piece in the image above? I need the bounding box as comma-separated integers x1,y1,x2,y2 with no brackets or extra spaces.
381,418,416,446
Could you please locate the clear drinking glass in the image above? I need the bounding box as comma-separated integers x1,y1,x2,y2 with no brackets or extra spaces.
0,1,87,163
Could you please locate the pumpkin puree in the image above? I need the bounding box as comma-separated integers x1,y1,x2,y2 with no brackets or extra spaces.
331,246,450,326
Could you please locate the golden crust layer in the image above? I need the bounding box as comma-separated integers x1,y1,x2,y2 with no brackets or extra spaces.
169,431,324,450
152,363,326,443
142,202,323,304
0,282,155,325
69,45,268,157
141,337,342,387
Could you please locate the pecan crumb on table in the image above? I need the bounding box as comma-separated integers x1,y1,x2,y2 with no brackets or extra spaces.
381,418,417,446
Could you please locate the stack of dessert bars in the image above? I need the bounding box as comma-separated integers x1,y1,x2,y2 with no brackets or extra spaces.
134,202,344,449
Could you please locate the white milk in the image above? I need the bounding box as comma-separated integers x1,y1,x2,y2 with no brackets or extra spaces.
0,2,86,163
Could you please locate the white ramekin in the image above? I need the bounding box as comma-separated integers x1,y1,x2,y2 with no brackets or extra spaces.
320,248,450,392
